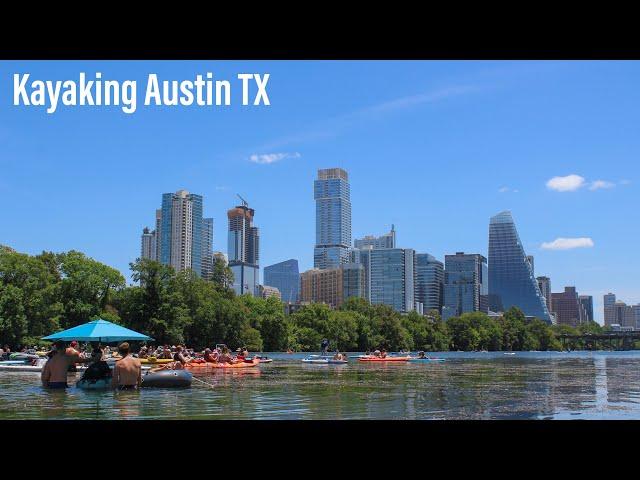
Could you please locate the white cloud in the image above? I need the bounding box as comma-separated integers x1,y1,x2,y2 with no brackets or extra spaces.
589,180,615,191
249,152,301,165
540,237,594,250
498,186,518,193
546,174,586,192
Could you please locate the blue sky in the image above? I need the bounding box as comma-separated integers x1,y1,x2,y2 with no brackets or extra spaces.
1,61,638,323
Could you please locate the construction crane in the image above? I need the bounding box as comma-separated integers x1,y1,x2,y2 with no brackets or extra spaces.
237,194,248,207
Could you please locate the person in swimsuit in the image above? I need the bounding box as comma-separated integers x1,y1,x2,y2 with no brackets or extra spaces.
41,340,91,389
203,348,218,363
112,342,142,390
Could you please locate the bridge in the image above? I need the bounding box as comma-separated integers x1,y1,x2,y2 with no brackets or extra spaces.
558,331,640,351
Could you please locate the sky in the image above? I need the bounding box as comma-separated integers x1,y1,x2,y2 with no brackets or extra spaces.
1,60,639,323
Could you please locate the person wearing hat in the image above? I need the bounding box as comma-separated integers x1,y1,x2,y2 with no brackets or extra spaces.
41,340,92,389
111,342,142,390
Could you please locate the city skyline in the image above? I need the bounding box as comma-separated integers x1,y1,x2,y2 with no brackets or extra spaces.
2,61,639,323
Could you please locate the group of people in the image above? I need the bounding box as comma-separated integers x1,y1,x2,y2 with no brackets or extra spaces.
40,340,142,390
365,349,389,359
145,344,251,371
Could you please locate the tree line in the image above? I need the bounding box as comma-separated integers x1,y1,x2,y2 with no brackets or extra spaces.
0,245,609,352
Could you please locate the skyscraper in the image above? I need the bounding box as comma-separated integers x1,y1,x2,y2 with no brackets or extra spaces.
201,217,214,280
551,287,584,327
416,253,444,313
159,190,204,276
442,252,488,321
488,211,551,323
227,200,259,296
578,295,594,323
341,262,366,303
368,248,416,313
140,227,157,261
536,276,552,314
604,293,616,325
264,259,300,303
354,225,396,249
314,168,352,270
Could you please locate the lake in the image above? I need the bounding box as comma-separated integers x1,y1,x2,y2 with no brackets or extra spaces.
2,351,640,420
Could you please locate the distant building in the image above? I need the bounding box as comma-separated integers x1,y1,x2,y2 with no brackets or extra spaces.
228,200,259,296
300,268,343,309
604,293,617,326
201,217,214,280
140,227,157,261
150,189,206,276
314,168,352,270
536,276,552,314
578,295,594,323
551,287,585,327
256,284,281,300
354,225,396,249
341,262,366,302
367,248,417,313
488,211,551,323
264,259,300,303
442,252,488,321
416,253,444,313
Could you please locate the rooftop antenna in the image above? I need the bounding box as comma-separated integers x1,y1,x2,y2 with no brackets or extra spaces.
237,194,248,207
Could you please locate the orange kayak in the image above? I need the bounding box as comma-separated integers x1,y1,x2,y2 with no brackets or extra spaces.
358,356,412,362
186,359,260,369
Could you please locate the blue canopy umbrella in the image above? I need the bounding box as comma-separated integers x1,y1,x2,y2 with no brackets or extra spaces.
42,319,153,342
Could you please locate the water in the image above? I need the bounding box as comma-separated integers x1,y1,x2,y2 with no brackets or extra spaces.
2,351,640,420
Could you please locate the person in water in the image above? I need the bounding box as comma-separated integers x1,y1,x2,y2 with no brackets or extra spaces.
418,351,426,359
80,344,112,382
41,340,91,389
112,342,142,390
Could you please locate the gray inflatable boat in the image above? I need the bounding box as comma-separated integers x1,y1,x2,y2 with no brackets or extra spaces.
141,370,192,388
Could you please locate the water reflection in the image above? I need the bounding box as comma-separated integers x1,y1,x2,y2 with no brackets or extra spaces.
3,352,640,419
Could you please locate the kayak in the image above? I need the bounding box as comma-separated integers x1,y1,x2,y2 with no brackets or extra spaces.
302,355,348,365
408,357,446,362
250,356,273,363
142,370,192,388
76,377,112,390
185,359,260,369
139,358,174,364
358,356,411,362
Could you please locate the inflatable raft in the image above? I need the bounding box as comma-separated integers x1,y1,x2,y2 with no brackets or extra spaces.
302,355,348,365
76,377,112,390
358,356,411,362
185,359,260,369
408,357,446,362
142,370,192,388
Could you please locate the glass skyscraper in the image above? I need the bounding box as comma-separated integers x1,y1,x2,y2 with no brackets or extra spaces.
264,259,300,303
416,253,444,313
488,211,551,323
442,252,488,321
314,168,352,269
367,248,416,313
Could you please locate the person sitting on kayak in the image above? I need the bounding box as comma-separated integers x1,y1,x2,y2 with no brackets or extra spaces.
333,351,344,361
203,348,218,363
373,349,381,358
380,349,387,359
218,346,234,364
417,351,426,359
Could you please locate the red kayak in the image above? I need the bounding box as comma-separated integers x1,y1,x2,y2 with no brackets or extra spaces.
358,356,411,362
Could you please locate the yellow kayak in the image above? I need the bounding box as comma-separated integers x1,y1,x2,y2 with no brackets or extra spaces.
139,358,174,364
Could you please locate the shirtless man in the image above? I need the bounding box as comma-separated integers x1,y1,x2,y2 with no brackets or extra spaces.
111,342,142,390
41,340,91,389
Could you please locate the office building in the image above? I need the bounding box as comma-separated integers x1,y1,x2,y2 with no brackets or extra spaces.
416,253,444,313
442,252,488,321
368,248,416,313
578,295,594,323
314,168,352,269
300,268,343,309
551,287,585,327
604,293,617,325
488,211,551,322
341,262,367,303
536,276,552,313
256,284,281,300
264,259,300,303
354,225,396,249
228,200,259,296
